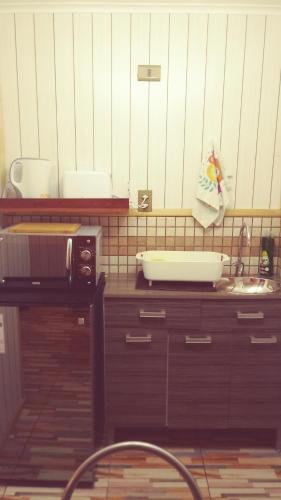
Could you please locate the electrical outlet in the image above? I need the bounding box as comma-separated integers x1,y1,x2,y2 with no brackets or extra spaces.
138,190,152,212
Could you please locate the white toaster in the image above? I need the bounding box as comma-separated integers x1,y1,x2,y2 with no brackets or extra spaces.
63,171,112,198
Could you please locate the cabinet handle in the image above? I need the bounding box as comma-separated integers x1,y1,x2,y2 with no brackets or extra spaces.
125,334,152,343
236,311,264,320
139,309,166,319
185,335,212,344
250,335,277,344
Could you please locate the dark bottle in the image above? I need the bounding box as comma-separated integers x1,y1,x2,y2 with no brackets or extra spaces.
259,236,274,277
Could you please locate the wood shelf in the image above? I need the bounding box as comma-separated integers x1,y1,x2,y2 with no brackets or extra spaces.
0,199,279,218
0,198,129,215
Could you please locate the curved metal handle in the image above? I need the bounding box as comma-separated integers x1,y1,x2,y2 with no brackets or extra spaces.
66,238,73,284
185,335,212,344
61,441,203,500
139,309,166,319
125,334,152,343
250,335,277,344
237,311,264,320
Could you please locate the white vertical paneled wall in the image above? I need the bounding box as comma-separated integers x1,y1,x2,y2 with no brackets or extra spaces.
54,13,76,175
34,13,58,196
202,14,227,159
235,15,266,208
182,14,208,208
147,14,169,208
111,13,131,196
92,14,112,175
15,13,39,157
73,13,94,171
129,14,150,202
0,9,281,208
0,14,21,166
220,14,246,208
164,13,188,208
252,16,281,208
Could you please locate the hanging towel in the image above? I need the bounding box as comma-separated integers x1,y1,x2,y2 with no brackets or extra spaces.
192,149,229,229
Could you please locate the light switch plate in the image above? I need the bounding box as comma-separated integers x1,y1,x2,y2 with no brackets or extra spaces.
138,65,161,81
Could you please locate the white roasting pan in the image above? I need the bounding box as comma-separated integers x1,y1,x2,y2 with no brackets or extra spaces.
136,250,230,284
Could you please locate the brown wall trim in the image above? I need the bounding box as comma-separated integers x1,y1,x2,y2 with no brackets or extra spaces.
129,209,281,217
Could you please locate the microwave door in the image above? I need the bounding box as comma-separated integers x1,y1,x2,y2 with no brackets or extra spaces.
1,235,69,281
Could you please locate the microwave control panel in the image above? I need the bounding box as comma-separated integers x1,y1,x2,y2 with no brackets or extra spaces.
74,236,96,286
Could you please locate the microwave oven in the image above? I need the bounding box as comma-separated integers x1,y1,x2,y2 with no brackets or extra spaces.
0,224,102,287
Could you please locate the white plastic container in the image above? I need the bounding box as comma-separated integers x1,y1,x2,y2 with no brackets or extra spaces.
136,250,230,283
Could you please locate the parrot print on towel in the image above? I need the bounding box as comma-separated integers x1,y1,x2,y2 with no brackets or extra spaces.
199,150,223,193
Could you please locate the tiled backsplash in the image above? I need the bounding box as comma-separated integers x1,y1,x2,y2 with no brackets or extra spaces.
4,214,280,277
99,216,281,277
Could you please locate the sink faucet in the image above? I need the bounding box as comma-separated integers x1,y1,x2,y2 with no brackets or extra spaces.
234,222,251,277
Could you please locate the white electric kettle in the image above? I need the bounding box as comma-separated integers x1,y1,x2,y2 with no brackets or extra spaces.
9,158,53,198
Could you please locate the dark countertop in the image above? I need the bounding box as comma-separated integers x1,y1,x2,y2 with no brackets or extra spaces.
0,272,279,305
0,275,105,307
104,273,281,300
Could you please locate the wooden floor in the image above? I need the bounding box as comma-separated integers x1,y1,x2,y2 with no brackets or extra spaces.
1,446,281,499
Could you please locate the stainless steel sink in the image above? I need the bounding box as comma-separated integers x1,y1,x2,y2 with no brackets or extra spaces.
215,276,280,294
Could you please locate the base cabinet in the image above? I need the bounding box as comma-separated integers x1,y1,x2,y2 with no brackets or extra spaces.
168,331,231,427
104,295,281,444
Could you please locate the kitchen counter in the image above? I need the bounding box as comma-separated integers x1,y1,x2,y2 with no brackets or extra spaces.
103,273,281,447
104,273,281,300
0,275,105,307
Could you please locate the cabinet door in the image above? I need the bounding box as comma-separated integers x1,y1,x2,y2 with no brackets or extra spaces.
168,331,231,427
230,330,281,427
0,306,94,484
105,328,167,426
0,307,22,449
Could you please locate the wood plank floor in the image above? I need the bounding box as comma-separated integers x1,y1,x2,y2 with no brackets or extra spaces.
1,446,281,499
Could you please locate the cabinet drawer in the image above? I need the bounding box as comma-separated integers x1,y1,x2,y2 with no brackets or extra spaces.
105,299,200,330
104,328,167,355
232,332,281,365
201,300,281,331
